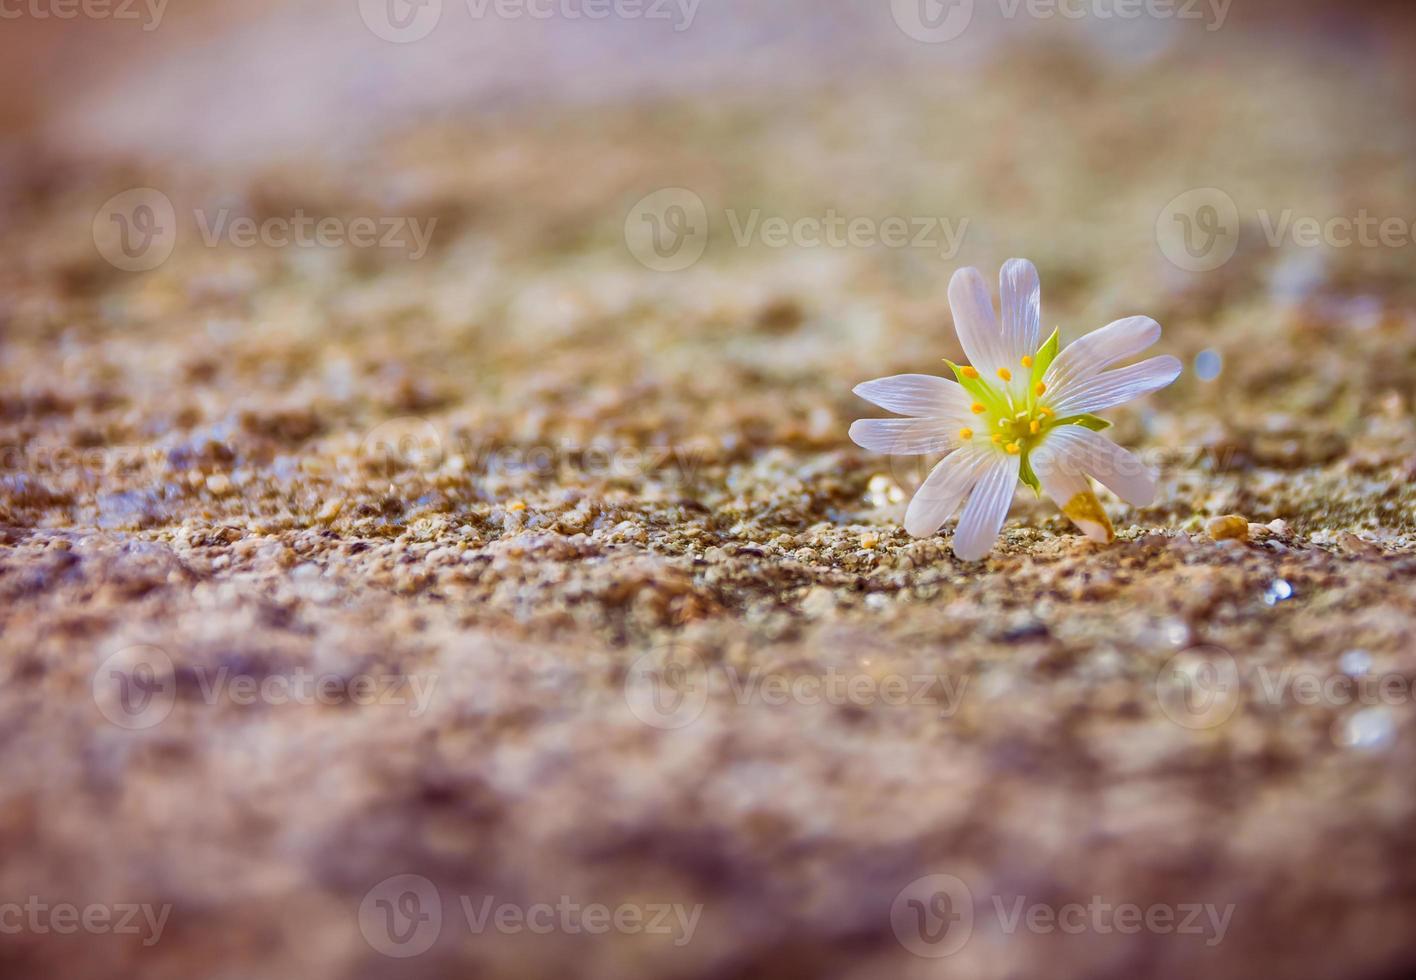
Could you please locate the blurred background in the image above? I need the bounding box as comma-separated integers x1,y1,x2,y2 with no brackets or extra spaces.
3,1,1416,979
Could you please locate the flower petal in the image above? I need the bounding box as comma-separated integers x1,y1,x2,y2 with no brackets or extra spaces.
1043,316,1161,396
853,374,972,420
947,266,1007,374
999,258,1041,364
903,446,994,538
950,453,1019,561
1031,433,1114,543
1046,355,1182,417
1035,426,1157,507
849,418,957,455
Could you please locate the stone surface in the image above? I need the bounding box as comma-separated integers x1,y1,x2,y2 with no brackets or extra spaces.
2,11,1416,980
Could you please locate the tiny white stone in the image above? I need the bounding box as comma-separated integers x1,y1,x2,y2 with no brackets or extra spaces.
1334,707,1395,750
1338,649,1372,676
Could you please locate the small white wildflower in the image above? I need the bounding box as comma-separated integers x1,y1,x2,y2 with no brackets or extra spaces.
849,258,1181,561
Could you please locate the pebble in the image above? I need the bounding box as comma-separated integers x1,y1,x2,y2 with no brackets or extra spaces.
1334,707,1396,750
1263,579,1295,605
1338,649,1372,676
1206,515,1249,542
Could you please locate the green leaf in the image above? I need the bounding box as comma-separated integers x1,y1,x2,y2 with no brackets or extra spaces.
1055,413,1112,431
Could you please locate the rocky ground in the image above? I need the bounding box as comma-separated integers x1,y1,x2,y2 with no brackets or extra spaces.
2,8,1416,979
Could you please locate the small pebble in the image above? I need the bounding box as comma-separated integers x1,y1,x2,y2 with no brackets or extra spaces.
1339,649,1372,676
1206,515,1249,542
1263,579,1295,605
1334,707,1395,750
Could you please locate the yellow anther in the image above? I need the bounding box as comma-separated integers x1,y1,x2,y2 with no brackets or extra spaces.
991,433,1003,444
1035,382,1047,396
997,368,1013,382
958,427,973,440
1039,406,1054,417
960,365,979,379
1029,419,1040,434
970,402,986,414
1021,355,1033,368
1005,442,1021,454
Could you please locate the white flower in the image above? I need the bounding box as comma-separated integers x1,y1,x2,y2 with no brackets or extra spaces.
849,258,1181,561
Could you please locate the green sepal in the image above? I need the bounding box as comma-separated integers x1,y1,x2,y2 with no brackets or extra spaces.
943,359,1009,418
1031,327,1061,384
1055,413,1112,431
1017,451,1042,495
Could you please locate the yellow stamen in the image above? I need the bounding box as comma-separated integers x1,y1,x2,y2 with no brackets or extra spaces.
1005,442,1020,454
1029,419,1040,434
1039,406,1054,417
1021,355,1033,368
960,366,979,379
1034,382,1047,395
970,402,986,414
958,427,973,440
997,368,1012,382
991,433,1003,444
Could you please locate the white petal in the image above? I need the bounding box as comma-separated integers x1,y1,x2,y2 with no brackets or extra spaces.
947,267,1007,374
999,258,1041,364
951,454,1019,561
903,446,993,538
1036,426,1156,507
1031,433,1114,543
853,374,972,420
1044,316,1162,397
1047,355,1182,417
849,418,957,455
